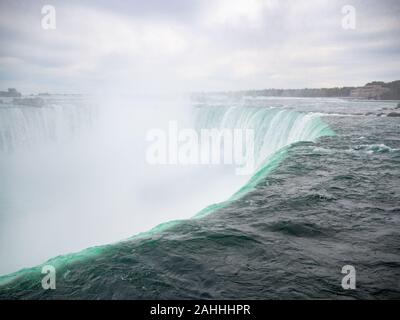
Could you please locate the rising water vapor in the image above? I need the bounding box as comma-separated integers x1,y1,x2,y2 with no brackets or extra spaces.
0,94,333,275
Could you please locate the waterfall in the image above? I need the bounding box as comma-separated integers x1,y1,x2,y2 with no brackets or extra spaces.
194,106,335,217
0,99,97,153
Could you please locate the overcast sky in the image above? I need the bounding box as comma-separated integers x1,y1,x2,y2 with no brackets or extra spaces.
0,0,399,94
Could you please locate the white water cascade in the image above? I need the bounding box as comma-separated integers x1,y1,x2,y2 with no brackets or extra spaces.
0,96,334,275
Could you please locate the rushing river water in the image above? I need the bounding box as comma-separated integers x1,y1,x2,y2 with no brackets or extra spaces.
0,96,399,299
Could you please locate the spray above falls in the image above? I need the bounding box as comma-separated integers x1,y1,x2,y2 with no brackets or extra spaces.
0,96,335,276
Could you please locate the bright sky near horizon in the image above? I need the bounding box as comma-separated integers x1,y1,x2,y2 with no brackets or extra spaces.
0,0,399,94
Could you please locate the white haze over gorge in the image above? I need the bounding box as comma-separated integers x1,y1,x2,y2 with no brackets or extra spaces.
0,94,252,274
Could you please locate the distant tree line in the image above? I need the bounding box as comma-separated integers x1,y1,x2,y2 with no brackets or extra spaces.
240,87,354,98
196,80,400,100
377,80,400,100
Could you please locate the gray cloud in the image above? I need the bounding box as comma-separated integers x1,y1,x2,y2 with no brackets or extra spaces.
0,0,399,93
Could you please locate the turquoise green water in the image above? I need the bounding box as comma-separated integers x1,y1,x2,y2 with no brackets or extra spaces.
1,97,399,299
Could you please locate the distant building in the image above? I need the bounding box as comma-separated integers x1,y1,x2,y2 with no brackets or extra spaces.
350,84,390,99
0,88,22,97
12,97,45,107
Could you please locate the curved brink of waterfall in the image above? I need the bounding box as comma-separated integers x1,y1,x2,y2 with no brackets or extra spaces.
0,106,335,285
193,106,335,218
